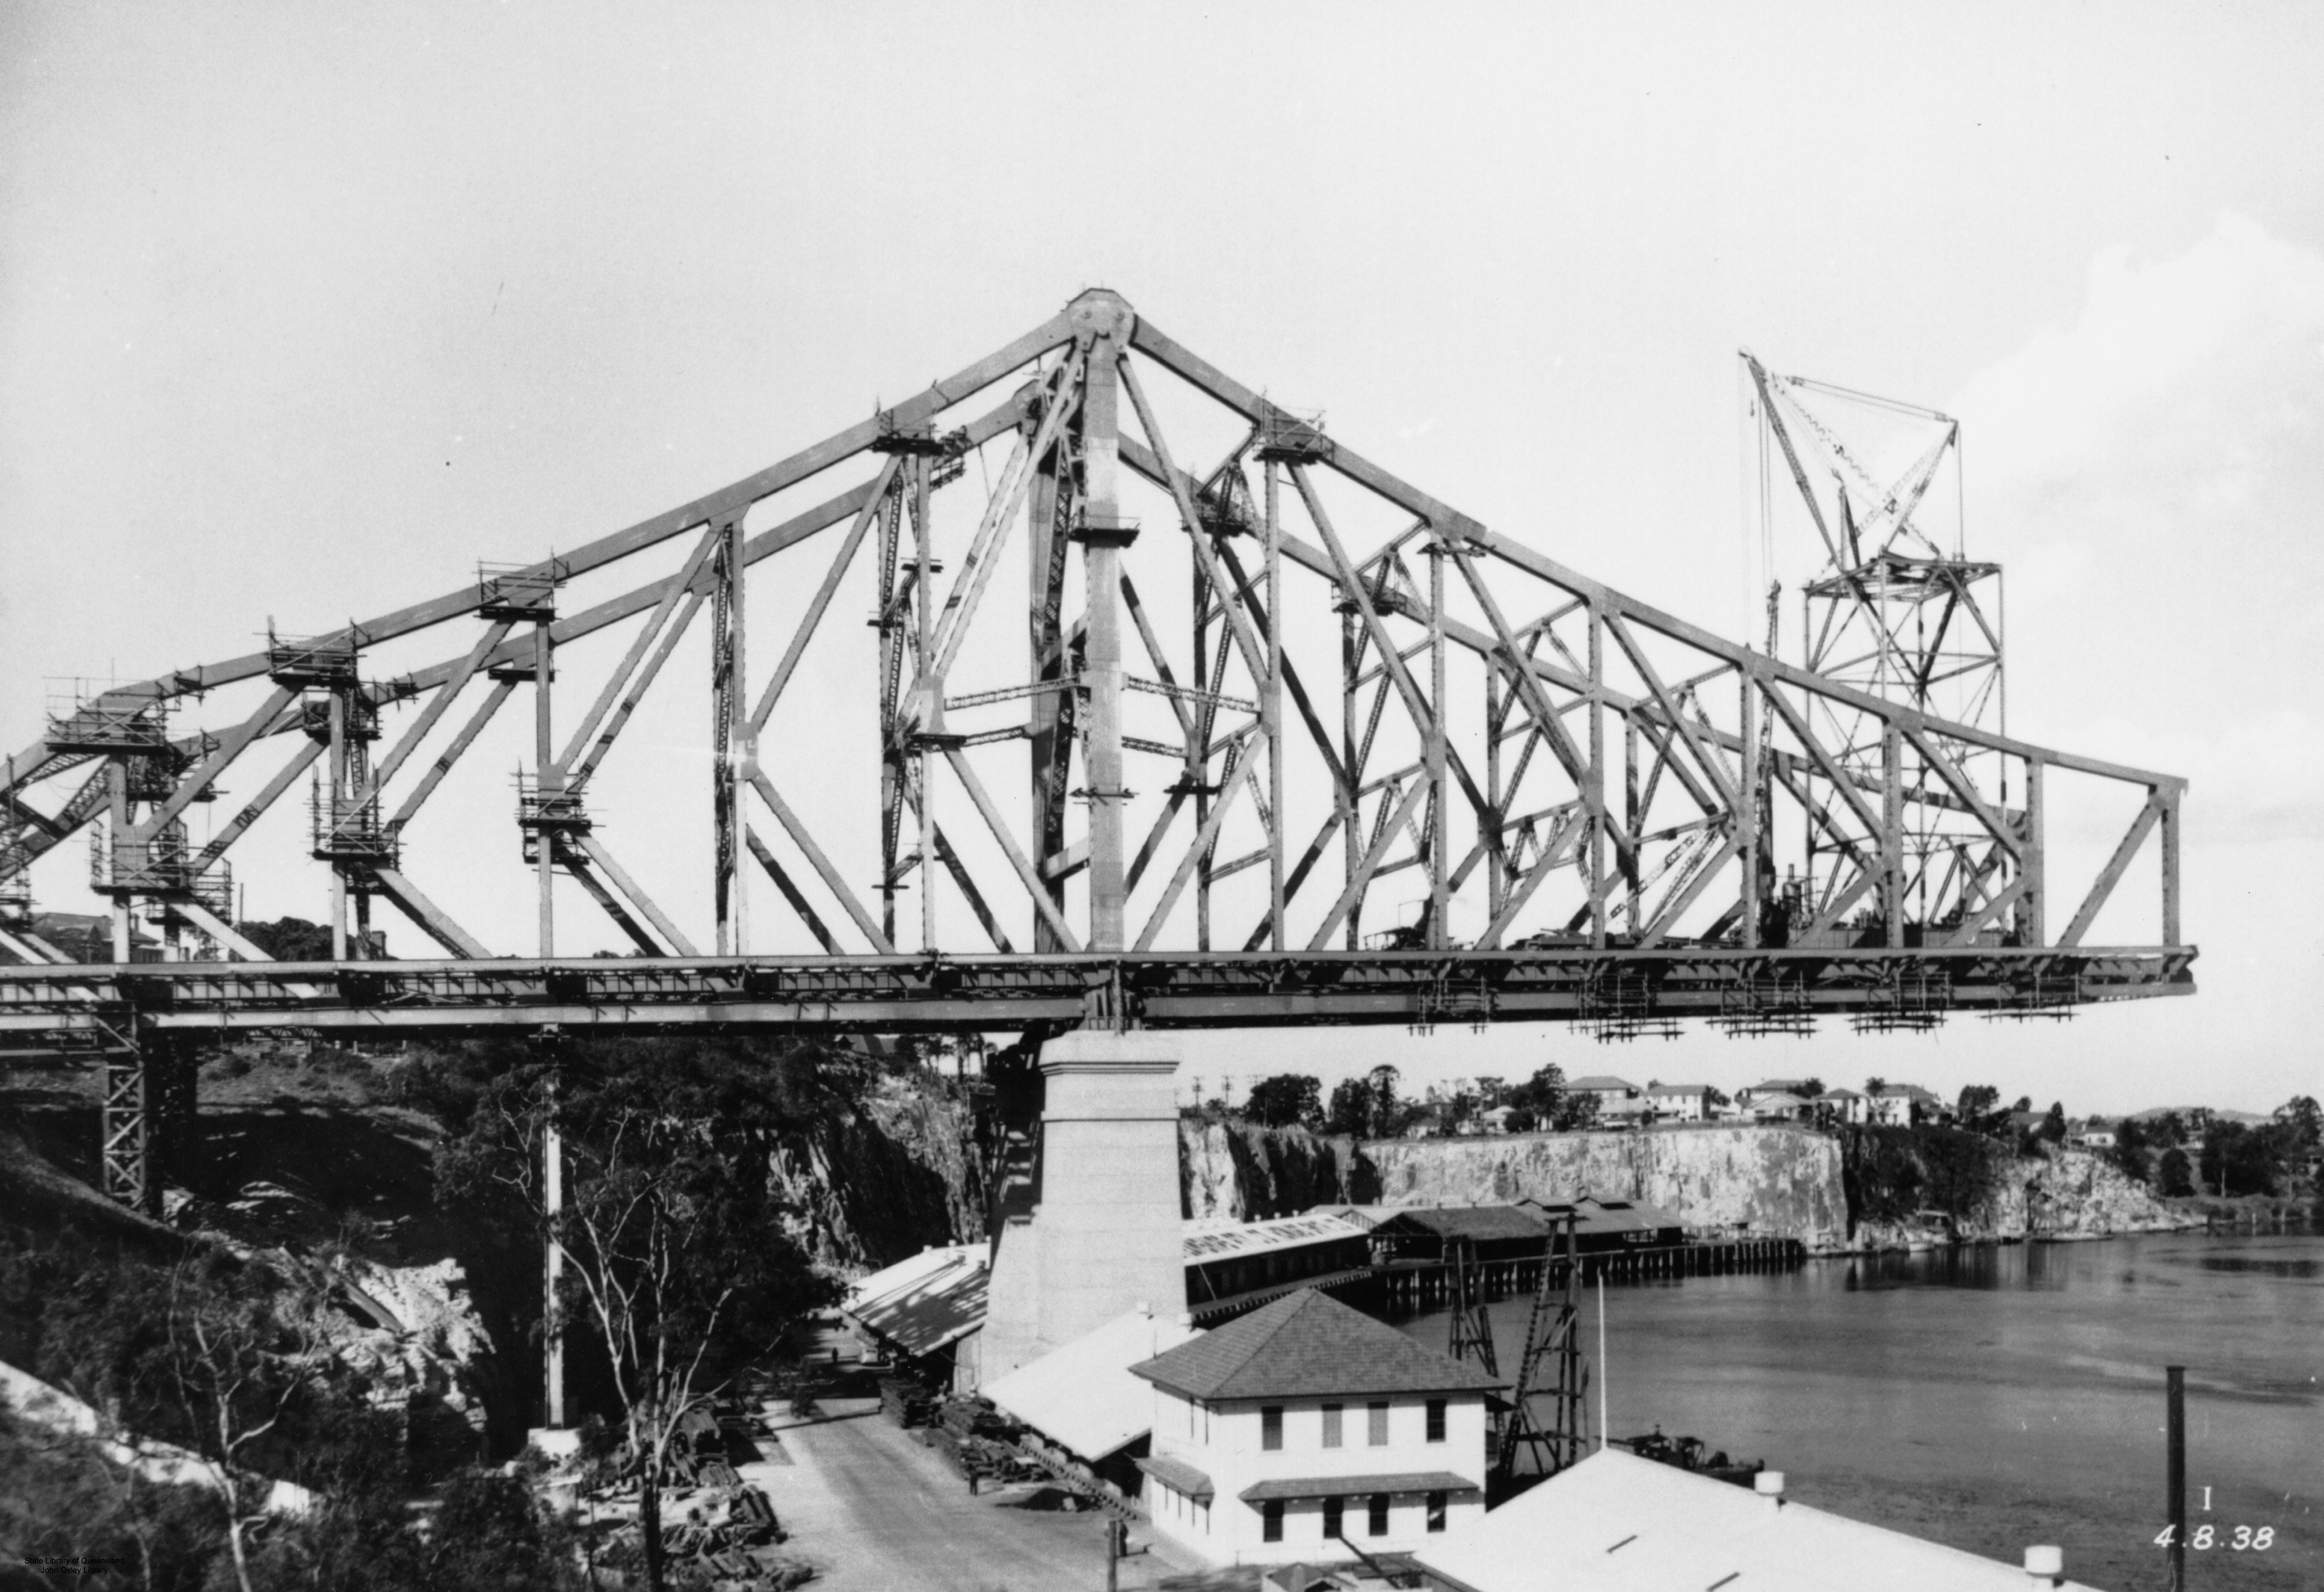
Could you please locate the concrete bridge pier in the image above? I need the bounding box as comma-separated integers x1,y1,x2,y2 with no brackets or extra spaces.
980,1030,1185,1382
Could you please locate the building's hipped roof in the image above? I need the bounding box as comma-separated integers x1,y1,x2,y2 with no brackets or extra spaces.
841,1244,988,1357
983,1308,1203,1461
1412,1449,2104,1592
1130,1288,1502,1401
1564,1075,1637,1092
1370,1205,1549,1244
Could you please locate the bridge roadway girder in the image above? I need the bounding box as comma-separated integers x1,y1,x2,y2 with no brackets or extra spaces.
0,946,2192,1039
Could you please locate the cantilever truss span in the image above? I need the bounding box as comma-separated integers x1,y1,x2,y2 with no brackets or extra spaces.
0,290,2192,1061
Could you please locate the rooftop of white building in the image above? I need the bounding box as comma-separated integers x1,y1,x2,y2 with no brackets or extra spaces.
1412,1449,2104,1592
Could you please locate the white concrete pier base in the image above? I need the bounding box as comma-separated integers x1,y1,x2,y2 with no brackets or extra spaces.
979,1031,1184,1382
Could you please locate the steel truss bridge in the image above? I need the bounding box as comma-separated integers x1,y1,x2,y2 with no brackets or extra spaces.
0,290,2192,1208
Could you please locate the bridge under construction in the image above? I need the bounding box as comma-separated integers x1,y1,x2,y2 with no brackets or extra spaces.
0,289,2192,1216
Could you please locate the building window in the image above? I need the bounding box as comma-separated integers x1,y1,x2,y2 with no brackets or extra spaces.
1263,1500,1285,1543
1368,1493,1390,1536
1426,1398,1447,1442
1262,1405,1284,1451
1367,1401,1389,1446
1321,1403,1344,1448
1323,1496,1344,1540
1427,1491,1448,1532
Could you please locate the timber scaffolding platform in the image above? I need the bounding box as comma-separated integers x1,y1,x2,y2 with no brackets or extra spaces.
1187,1241,1805,1324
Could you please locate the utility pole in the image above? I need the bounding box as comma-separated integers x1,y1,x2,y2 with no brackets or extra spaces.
2166,1365,2186,1592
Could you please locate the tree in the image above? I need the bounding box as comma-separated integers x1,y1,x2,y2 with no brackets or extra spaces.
2039,1102,2067,1144
1554,1092,1600,1132
237,917,338,962
2158,1147,2195,1197
1865,1077,1887,1097
2111,1118,2150,1183
1325,1075,1375,1138
1957,1085,2002,1133
1245,1073,1323,1130
2275,1095,2321,1155
440,1037,833,1592
1797,1077,1826,1101
2201,1121,2277,1198
1365,1065,1405,1137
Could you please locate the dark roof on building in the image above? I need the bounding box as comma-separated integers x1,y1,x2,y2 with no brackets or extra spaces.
1134,1453,1215,1501
1241,1471,1481,1502
1564,1075,1637,1093
1129,1290,1504,1401
1369,1205,1550,1244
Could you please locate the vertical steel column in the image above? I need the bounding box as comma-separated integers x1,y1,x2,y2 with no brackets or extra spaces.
1025,407,1071,953
1341,608,1361,950
1739,669,1760,948
534,622,556,959
1881,722,1904,948
2159,784,2180,947
912,463,936,951
1485,663,1504,928
328,690,350,961
2021,757,2046,946
1587,603,1606,951
880,485,907,945
108,760,132,962
1427,540,1448,950
712,513,747,955
1265,460,1285,949
1075,303,1131,953
1622,717,1641,930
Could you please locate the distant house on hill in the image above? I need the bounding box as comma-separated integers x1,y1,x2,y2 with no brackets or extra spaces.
1747,1091,1811,1123
1867,1084,1944,1126
1564,1075,1638,1107
1643,1082,1712,1122
1738,1079,1811,1107
2075,1120,2118,1149
1814,1087,1867,1125
1129,1289,1499,1568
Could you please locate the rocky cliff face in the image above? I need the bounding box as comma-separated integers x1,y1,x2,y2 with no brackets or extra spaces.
767,1073,992,1271
1362,1125,1856,1250
1179,1118,1372,1220
1173,1116,2198,1254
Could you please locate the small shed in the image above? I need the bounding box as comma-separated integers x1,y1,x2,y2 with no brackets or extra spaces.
839,1243,990,1392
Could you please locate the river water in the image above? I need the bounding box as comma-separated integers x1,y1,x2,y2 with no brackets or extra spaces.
1386,1233,2321,1592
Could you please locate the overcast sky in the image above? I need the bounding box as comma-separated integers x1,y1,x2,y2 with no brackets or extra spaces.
3,3,2318,1115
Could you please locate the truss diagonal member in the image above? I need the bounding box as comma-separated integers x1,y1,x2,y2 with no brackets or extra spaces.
375,620,514,791
1308,776,1430,951
194,740,326,871
557,852,667,956
1,791,63,840
1125,792,1188,898
1115,354,1272,689
1119,573,1196,741
562,521,722,768
1946,874,2028,947
0,927,67,965
750,459,902,733
748,771,897,955
930,355,1084,682
929,824,1014,955
937,748,1079,954
743,827,838,955
1636,831,1741,950
0,768,108,878
1477,809,1588,948
1761,685,1885,837
1211,536,1354,798
1136,744,1264,952
570,592,706,789
368,867,494,959
1288,464,1498,833
2058,793,2163,948
1899,726,2021,861
132,685,295,842
390,679,516,828
1601,612,1738,815
1239,808,1348,952
571,834,699,957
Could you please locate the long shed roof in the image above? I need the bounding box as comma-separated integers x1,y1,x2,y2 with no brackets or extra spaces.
983,1309,1203,1461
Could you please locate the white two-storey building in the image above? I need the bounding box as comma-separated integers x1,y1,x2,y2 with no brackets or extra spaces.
1128,1290,1501,1568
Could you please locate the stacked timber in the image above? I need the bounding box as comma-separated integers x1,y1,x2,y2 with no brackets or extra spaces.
878,1374,938,1428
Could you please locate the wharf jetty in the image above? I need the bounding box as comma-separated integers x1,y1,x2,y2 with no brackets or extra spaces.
1366,1235,1805,1312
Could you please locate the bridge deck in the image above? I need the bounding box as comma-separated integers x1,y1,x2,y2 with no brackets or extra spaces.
0,946,2193,1038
